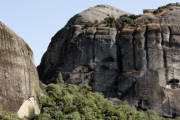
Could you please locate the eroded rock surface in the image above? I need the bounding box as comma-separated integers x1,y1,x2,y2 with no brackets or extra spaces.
116,24,180,117
38,4,180,117
38,25,119,96
0,22,39,113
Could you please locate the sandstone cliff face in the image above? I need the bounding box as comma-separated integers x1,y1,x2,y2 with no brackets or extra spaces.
38,4,180,117
38,26,119,97
0,22,39,113
117,24,180,117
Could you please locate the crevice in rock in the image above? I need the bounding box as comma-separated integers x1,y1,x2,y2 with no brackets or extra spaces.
168,26,172,47
116,31,123,73
91,28,97,87
144,26,149,69
167,97,172,117
160,25,164,46
160,25,169,86
132,29,137,71
93,29,97,63
162,42,167,68
160,24,167,68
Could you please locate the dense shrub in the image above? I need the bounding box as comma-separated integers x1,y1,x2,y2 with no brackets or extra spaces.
115,15,140,30
101,15,140,30
0,83,176,120
0,114,21,120
82,14,140,30
153,3,180,15
103,17,116,28
34,83,171,120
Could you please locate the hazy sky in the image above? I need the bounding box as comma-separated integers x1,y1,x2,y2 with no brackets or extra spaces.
0,0,179,65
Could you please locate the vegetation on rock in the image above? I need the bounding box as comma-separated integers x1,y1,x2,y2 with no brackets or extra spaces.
28,83,174,120
153,3,180,14
3,3,180,120
0,114,22,120
83,3,180,30
103,15,140,30
83,14,140,30
0,82,179,120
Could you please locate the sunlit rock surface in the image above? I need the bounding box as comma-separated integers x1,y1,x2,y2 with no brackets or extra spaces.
0,22,39,113
38,4,180,117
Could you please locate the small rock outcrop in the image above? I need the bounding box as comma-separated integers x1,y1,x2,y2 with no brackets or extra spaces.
38,3,180,117
0,22,39,114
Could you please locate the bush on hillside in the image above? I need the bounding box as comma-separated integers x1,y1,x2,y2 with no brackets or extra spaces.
0,114,21,120
0,83,176,120
34,83,170,120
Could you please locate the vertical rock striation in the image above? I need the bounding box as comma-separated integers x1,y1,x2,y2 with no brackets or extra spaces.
0,22,39,113
38,5,126,96
38,4,180,117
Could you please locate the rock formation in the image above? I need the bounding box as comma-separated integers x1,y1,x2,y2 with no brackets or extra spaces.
38,3,180,117
0,22,39,115
66,4,130,26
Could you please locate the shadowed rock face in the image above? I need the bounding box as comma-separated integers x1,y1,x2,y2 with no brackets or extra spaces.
38,4,180,117
116,24,180,117
38,25,119,96
0,22,39,113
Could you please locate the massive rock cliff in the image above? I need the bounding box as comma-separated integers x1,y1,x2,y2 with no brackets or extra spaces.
38,3,180,117
0,22,39,114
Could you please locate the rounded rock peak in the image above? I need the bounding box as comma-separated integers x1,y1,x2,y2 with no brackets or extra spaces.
66,4,130,26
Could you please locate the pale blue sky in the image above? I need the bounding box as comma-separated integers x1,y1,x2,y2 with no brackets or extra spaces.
0,0,179,65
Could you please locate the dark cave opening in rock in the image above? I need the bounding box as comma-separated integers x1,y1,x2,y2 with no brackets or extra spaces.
167,79,180,89
102,56,115,62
